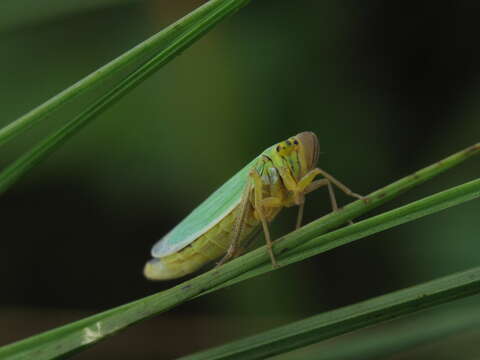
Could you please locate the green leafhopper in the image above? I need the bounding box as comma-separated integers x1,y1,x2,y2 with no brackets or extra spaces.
144,132,362,280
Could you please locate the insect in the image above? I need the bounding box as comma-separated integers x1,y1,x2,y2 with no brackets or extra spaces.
144,132,362,280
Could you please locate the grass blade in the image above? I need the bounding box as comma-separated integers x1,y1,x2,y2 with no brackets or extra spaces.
273,303,480,360
0,146,477,360
204,143,480,293
0,0,251,146
179,266,480,360
0,0,252,194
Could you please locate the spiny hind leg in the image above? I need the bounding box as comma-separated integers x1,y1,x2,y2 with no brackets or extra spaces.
231,195,282,259
231,227,262,258
216,180,253,267
217,169,283,268
250,169,281,268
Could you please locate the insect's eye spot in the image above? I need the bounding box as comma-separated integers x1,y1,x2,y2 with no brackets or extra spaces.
293,140,299,145
277,142,295,156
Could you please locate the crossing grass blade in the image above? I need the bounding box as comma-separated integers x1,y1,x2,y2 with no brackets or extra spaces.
202,143,480,294
0,0,253,194
178,266,480,360
0,144,477,360
270,302,480,360
0,0,252,146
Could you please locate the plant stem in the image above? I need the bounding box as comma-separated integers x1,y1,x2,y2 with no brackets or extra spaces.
0,0,252,146
0,146,478,360
0,0,252,194
179,266,480,360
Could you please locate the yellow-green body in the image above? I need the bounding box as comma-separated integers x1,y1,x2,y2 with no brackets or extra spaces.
144,132,360,280
144,152,290,280
147,198,263,279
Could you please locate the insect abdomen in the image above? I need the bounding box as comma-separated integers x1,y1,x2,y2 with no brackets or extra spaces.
144,206,259,280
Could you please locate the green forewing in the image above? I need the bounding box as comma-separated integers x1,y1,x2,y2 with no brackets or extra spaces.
151,147,273,258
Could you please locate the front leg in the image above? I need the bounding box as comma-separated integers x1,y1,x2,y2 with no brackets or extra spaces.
311,167,363,200
295,178,329,228
276,167,328,227
293,168,363,227
300,168,363,226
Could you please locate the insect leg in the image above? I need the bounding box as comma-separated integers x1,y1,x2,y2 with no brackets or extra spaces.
249,168,279,268
296,178,330,229
324,179,355,225
231,227,262,258
302,169,359,225
216,179,253,267
326,180,339,211
314,167,364,200
303,178,329,194
303,177,352,218
277,167,327,228
295,203,304,230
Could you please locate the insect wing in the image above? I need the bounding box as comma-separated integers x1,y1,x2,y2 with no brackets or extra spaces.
151,155,260,258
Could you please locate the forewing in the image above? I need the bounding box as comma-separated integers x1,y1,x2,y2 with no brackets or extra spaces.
151,154,263,258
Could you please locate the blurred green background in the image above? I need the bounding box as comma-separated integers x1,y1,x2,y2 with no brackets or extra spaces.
1,0,479,358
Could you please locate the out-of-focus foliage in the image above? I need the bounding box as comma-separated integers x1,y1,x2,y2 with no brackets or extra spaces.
1,1,479,359
0,0,138,31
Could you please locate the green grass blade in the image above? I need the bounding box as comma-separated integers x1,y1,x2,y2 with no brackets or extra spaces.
0,0,251,146
179,266,480,360
212,177,480,297
0,146,477,360
0,0,252,194
273,303,480,360
203,143,480,293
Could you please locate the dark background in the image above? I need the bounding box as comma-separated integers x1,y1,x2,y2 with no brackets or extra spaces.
1,1,479,358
